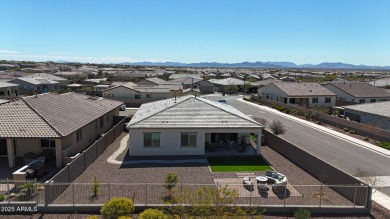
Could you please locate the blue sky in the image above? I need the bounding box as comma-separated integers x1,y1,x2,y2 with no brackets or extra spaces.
0,0,389,65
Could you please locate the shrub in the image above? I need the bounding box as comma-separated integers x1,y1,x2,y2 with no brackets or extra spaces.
138,209,168,219
253,117,268,127
117,216,133,219
316,121,322,125
343,127,349,132
18,182,36,197
378,142,390,150
85,216,99,219
0,194,5,202
349,129,356,134
364,136,370,141
294,208,311,219
100,197,135,219
269,120,286,135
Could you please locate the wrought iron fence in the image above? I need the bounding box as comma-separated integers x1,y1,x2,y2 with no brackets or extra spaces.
0,180,371,209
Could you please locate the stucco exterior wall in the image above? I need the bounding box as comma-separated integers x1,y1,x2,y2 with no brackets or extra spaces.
323,84,390,103
15,139,41,156
344,109,390,131
0,86,19,97
128,128,262,156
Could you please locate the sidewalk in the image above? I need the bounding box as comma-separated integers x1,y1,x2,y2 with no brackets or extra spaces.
238,98,390,210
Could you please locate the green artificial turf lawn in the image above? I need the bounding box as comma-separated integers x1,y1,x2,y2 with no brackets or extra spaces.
207,156,272,172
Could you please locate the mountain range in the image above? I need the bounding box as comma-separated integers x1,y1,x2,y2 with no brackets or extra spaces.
117,61,390,70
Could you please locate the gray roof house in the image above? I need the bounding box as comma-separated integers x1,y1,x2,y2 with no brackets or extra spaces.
9,77,60,94
0,93,123,168
209,77,246,93
0,81,19,97
24,73,69,86
169,76,216,94
323,82,390,104
127,95,264,156
258,82,336,106
343,101,390,131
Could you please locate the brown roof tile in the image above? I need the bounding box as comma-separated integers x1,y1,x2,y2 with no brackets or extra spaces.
326,82,390,98
272,82,336,96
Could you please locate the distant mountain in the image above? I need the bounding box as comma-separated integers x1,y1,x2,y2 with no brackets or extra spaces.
55,60,70,63
119,61,390,70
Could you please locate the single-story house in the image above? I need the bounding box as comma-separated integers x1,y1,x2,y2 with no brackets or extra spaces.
102,82,181,107
343,101,390,130
127,95,264,156
137,77,175,86
9,77,60,94
169,77,216,94
369,78,390,88
209,77,246,93
0,92,122,168
23,73,69,87
323,82,390,104
0,82,19,97
258,82,336,107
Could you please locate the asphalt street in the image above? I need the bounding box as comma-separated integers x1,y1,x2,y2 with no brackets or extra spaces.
203,94,390,195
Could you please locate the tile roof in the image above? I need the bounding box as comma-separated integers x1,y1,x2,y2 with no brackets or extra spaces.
272,82,336,96
169,77,202,85
144,77,173,85
344,101,390,118
11,77,59,85
24,93,123,136
325,82,390,98
24,73,68,82
0,99,60,138
128,95,263,129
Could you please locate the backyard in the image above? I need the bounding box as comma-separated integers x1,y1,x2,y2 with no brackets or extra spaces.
207,156,272,172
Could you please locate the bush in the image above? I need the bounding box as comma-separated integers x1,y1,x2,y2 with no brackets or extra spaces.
253,117,268,127
85,216,99,219
117,216,133,219
294,208,311,219
343,127,349,132
91,177,101,198
163,173,179,203
101,197,135,219
18,182,36,197
269,120,286,135
138,209,168,219
349,129,356,134
0,194,5,202
364,136,370,141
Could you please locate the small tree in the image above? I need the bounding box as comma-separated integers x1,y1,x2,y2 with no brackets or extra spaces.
163,173,179,203
101,197,135,219
225,85,239,94
294,208,311,219
355,168,382,193
90,177,101,199
269,120,286,135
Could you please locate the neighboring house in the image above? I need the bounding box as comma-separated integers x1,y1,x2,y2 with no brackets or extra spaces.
127,95,264,156
343,101,390,130
24,73,69,87
181,88,202,96
67,83,85,91
369,78,390,88
0,82,19,97
251,79,280,89
137,77,174,86
54,71,88,81
9,77,60,94
280,76,296,82
258,82,336,107
323,82,390,104
169,77,216,94
0,93,122,168
168,73,202,80
102,82,177,107
209,77,246,93
94,85,110,92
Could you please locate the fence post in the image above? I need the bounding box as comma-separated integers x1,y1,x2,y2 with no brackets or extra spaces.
319,184,323,207
180,182,183,205
95,143,98,158
249,185,252,207
35,179,38,205
7,178,10,204
284,186,287,207
145,183,148,207
353,185,358,208
72,183,75,206
108,183,111,200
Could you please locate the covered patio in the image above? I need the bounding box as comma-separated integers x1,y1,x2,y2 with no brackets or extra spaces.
205,132,260,156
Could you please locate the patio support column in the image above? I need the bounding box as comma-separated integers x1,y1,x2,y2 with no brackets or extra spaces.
256,131,261,155
55,139,62,167
6,139,15,168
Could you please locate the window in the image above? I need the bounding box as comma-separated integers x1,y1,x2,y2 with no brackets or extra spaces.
359,99,365,104
135,94,141,99
100,117,104,128
144,133,160,147
371,99,376,103
146,94,152,98
76,129,82,142
41,139,56,148
181,133,197,147
325,97,331,103
312,98,318,104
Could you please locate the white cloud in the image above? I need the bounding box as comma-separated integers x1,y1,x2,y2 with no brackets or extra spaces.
0,49,20,54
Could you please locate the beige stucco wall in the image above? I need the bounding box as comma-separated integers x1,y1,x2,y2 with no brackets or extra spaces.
128,128,262,156
103,86,171,106
0,86,19,97
15,139,41,157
